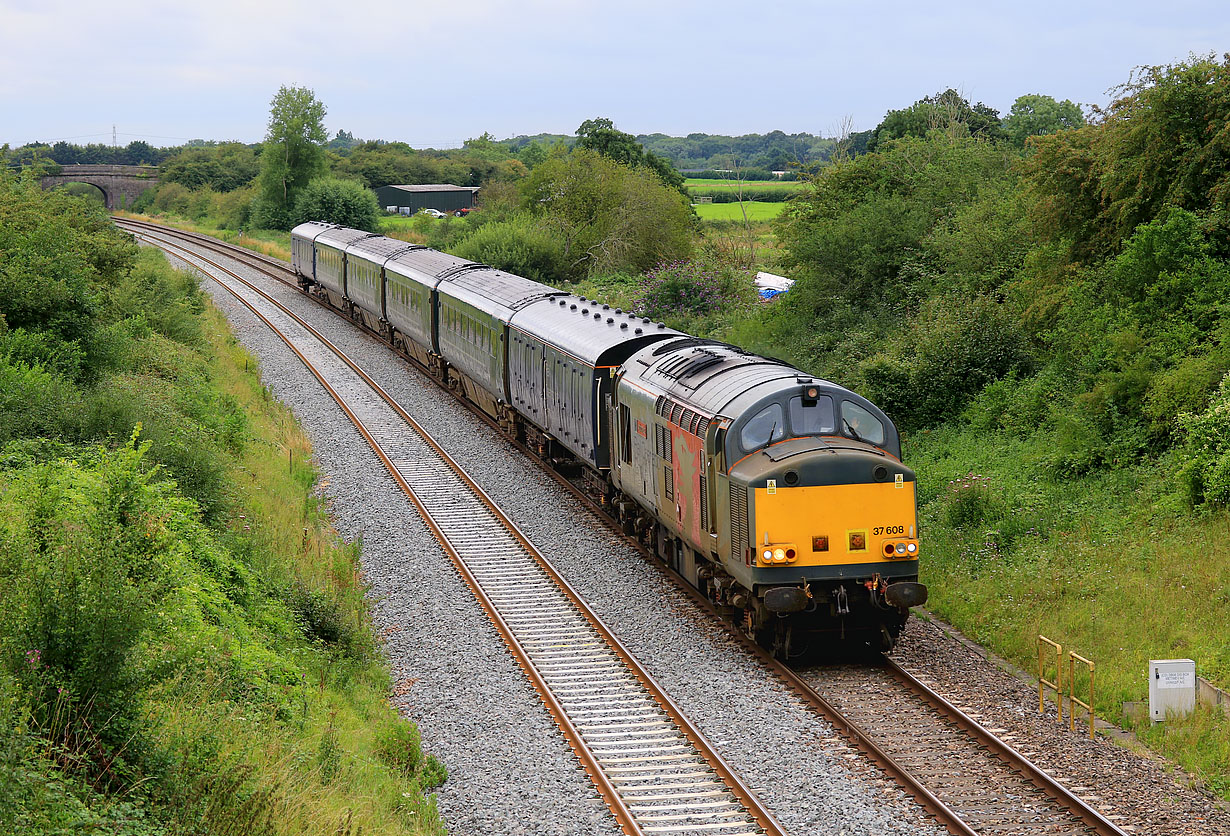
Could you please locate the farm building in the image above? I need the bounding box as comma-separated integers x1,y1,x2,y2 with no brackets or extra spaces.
374,184,480,215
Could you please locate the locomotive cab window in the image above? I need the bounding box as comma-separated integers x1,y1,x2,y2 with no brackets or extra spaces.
840,401,885,446
789,394,835,437
740,403,785,452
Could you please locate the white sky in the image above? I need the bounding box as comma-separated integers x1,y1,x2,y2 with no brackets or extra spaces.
3,0,1228,149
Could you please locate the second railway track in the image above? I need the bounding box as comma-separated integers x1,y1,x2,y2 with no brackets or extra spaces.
118,217,1133,836
124,222,785,836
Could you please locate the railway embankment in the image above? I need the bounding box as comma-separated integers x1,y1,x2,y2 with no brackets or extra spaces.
0,175,444,834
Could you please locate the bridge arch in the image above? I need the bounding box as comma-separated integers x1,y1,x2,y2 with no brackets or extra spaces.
39,164,159,210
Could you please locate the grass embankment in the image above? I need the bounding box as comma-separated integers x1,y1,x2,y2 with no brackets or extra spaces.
908,426,1230,794
113,210,291,262
1,177,445,834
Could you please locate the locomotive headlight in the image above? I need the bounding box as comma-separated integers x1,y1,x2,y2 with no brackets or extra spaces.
907,542,918,555
772,548,786,563
895,542,907,555
762,549,773,563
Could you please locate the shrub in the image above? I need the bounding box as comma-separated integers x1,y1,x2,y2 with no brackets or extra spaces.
859,293,1030,429
292,178,380,231
632,259,753,321
942,472,1004,528
1177,372,1230,508
0,434,169,762
0,358,77,445
451,216,566,283
374,719,447,791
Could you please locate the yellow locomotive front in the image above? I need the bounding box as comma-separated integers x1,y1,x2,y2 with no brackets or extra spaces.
723,383,927,656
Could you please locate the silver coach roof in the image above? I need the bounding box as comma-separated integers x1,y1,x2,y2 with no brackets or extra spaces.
314,226,379,250
510,294,682,366
345,235,421,263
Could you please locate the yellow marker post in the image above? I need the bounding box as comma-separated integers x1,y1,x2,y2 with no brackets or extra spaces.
1069,651,1096,740
1038,635,1063,722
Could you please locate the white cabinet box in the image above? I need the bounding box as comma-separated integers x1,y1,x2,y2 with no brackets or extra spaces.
1150,659,1196,722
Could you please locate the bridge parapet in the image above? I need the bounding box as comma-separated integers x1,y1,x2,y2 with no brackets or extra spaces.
39,164,160,210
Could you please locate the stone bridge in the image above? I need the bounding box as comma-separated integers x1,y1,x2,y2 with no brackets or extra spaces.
39,164,159,210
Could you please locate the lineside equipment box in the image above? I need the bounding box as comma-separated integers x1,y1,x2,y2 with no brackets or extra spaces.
1150,659,1196,722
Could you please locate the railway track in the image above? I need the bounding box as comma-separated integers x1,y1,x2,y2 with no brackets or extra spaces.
122,221,785,836
117,217,1131,836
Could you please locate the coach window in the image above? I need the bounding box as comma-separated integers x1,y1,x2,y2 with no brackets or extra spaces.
840,401,885,446
740,403,785,452
789,394,835,437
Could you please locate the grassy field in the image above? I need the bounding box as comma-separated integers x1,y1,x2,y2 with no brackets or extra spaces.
685,178,808,190
695,201,786,222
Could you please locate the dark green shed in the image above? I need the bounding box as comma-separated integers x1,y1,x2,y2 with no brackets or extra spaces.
375,184,480,215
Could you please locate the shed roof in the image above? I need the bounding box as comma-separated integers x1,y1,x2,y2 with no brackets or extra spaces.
382,184,481,193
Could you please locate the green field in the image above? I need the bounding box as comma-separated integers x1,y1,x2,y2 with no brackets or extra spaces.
685,178,808,189
694,201,785,222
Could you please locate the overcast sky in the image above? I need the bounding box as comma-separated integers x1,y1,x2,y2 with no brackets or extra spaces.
3,0,1227,149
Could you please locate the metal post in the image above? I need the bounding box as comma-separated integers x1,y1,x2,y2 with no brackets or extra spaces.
1069,651,1095,739
1038,635,1062,722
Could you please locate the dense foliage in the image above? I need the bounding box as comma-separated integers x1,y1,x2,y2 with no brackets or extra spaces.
292,176,381,231
0,172,444,834
519,147,695,279
494,129,835,171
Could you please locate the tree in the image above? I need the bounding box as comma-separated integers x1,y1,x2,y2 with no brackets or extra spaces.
1003,94,1085,149
251,85,328,229
869,90,1006,150
520,148,694,279
575,118,686,193
1021,54,1230,260
161,142,259,192
518,140,549,169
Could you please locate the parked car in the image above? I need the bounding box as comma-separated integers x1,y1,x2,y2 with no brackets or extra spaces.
418,208,447,219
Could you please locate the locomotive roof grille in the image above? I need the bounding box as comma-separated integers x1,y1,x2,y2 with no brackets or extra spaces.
655,395,713,437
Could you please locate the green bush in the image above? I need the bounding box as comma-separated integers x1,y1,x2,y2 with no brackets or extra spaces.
1177,372,1230,508
452,216,566,284
0,434,169,761
631,258,754,321
0,358,77,445
292,177,381,231
374,720,447,792
859,293,1031,429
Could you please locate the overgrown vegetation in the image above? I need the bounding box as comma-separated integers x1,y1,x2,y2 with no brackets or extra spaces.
58,52,1230,794
0,171,444,834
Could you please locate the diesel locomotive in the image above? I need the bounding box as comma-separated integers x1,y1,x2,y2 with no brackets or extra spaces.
291,222,927,656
